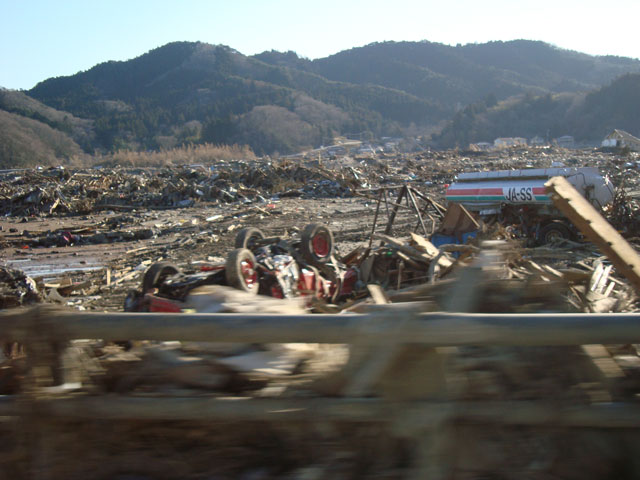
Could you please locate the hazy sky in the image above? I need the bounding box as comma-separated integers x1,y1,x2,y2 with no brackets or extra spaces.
2,0,639,90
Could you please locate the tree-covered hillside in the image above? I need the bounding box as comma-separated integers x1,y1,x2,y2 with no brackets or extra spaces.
0,89,94,150
0,39,636,164
300,40,640,108
0,109,84,168
28,40,640,156
433,73,640,148
28,42,442,154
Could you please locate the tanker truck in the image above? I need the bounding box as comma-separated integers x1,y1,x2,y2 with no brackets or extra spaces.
445,166,615,243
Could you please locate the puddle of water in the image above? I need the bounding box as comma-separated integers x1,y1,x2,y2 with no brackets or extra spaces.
3,259,104,280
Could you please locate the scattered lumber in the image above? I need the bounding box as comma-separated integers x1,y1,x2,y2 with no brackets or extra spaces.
546,176,640,293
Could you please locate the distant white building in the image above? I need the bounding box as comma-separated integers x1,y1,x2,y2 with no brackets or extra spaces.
556,135,575,148
494,137,527,148
470,142,493,151
530,136,545,146
383,142,398,153
326,146,347,156
602,129,640,151
357,144,375,155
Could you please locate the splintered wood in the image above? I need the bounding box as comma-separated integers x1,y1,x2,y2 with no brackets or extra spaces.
545,176,640,293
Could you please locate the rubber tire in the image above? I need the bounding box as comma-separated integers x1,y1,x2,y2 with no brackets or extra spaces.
142,262,179,293
538,222,571,244
225,248,259,295
300,223,334,265
234,227,265,250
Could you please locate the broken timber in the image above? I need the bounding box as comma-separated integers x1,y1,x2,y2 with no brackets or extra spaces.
545,176,640,293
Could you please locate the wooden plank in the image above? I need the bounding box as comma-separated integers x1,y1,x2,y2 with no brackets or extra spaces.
113,269,140,285
410,232,440,257
396,251,425,270
545,176,640,292
437,202,480,236
581,344,625,379
367,284,390,304
374,233,433,264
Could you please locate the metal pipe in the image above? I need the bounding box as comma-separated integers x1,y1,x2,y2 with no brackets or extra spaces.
2,396,640,428
4,307,640,346
368,188,384,250
407,187,429,236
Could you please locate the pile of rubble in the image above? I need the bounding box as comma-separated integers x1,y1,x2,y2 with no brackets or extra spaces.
0,266,41,309
0,162,369,217
3,230,640,478
3,147,640,478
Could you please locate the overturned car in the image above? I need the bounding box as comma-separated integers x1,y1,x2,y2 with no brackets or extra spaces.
124,223,359,312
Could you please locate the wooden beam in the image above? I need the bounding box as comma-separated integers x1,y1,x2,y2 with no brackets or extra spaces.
545,176,640,292
373,233,433,264
410,233,454,268
367,284,390,304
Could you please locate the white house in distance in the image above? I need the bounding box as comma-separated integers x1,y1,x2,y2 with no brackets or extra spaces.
530,136,545,146
494,137,527,148
602,129,640,151
471,142,493,151
555,135,575,148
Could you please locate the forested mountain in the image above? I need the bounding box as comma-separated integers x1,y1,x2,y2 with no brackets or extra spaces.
433,73,640,148
261,40,640,110
1,39,638,165
0,89,86,167
28,42,443,155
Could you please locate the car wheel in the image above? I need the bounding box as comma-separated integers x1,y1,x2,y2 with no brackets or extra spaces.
226,248,259,295
301,223,334,265
234,228,265,250
142,262,179,293
538,222,571,244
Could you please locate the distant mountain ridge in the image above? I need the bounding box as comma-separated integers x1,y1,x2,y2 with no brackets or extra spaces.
1,39,639,165
258,40,640,108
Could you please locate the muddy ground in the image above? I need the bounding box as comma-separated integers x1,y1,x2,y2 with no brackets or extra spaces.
0,196,396,309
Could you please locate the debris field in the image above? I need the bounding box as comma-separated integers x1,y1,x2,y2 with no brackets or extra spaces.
2,146,640,479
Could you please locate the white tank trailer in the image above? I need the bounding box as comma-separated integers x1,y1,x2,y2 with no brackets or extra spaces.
445,167,615,243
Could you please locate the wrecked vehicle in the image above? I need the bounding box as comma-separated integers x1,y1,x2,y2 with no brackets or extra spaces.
445,166,615,243
124,223,359,312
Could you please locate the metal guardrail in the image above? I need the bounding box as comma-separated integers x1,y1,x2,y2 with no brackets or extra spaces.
3,305,640,479
3,306,640,345
2,305,640,428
